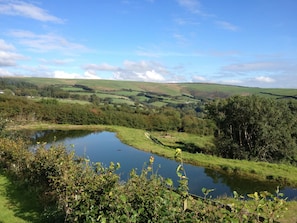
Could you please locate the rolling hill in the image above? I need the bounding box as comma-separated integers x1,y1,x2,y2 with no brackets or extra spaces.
2,77,297,107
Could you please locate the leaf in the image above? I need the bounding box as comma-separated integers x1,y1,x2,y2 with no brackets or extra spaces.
233,191,239,199
176,164,182,173
120,195,127,203
202,187,207,194
165,178,173,187
183,199,188,211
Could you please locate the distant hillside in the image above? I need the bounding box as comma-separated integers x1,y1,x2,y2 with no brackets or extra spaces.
10,77,296,97
1,77,297,107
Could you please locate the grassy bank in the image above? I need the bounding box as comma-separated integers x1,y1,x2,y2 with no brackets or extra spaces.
8,123,297,187
0,174,42,223
114,126,297,188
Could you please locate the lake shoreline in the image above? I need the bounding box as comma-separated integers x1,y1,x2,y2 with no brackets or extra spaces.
8,123,297,188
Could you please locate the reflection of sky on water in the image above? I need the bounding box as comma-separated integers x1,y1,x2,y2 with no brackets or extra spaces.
32,131,297,200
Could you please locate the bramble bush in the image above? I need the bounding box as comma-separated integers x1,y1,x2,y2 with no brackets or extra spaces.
0,133,288,222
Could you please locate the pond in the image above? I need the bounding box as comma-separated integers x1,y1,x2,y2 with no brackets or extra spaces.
28,130,297,200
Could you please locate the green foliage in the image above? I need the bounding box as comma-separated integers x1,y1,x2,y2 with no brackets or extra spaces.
0,94,214,135
175,148,189,202
207,95,297,163
0,117,7,136
98,157,183,222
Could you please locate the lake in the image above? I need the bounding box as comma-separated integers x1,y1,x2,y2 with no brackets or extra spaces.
29,130,297,200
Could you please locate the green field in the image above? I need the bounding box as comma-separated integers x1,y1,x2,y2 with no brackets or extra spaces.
9,77,297,100
2,77,296,108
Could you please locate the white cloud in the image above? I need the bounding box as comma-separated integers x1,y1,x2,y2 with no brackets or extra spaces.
84,63,119,71
83,60,170,82
53,70,100,79
0,0,64,23
0,68,14,76
0,51,22,66
39,58,74,65
192,75,206,82
215,20,239,31
137,70,165,81
83,71,101,79
177,0,200,14
0,39,25,66
0,39,15,51
254,76,275,83
176,0,213,17
115,60,167,82
220,79,243,85
53,70,80,79
9,30,88,53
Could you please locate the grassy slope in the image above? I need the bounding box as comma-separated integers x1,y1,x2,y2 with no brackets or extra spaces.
9,77,297,99
6,77,297,107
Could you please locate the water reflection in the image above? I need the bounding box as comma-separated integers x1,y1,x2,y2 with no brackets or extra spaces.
26,129,93,144
25,130,297,200
204,169,279,196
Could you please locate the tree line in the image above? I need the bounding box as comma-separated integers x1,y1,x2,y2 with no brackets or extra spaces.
0,95,215,136
0,78,91,100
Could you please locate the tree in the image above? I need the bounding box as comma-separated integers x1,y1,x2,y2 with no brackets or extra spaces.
207,95,297,163
89,94,100,105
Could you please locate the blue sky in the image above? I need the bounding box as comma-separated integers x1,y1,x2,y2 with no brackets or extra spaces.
0,0,296,88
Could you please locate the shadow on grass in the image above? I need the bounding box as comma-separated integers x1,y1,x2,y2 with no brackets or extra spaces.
148,133,213,155
0,171,43,223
